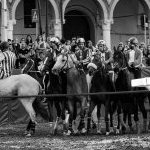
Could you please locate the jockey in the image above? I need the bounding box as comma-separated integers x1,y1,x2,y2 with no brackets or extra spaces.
126,37,142,79
95,40,113,71
94,40,114,83
41,36,60,93
75,38,92,72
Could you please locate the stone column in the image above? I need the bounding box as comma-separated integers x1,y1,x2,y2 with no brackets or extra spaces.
148,19,150,45
7,20,14,40
102,19,113,50
148,10,150,45
54,19,62,39
1,0,8,41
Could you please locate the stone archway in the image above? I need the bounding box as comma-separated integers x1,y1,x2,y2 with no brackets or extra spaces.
110,0,150,20
63,0,108,22
111,0,150,47
64,5,96,42
64,10,90,41
12,0,59,24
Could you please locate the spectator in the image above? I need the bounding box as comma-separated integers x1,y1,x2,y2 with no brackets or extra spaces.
87,40,96,52
25,34,33,48
146,45,150,66
0,41,16,78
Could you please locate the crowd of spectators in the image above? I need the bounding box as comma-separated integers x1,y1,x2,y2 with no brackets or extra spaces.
0,33,150,78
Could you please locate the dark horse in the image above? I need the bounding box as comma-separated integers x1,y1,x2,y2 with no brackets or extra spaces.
86,55,117,135
113,50,148,133
41,50,67,134
52,53,88,135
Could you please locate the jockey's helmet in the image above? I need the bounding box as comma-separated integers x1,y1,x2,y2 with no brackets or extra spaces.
128,37,138,46
50,37,60,46
96,40,106,47
77,38,85,44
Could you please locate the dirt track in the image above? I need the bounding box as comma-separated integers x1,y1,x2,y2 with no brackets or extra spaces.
0,123,150,150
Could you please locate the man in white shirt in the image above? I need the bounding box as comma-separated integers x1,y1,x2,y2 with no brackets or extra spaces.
126,37,142,79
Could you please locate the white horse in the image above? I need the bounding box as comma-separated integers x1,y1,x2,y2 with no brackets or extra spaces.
0,74,50,136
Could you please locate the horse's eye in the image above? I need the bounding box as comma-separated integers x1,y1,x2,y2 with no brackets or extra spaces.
62,59,66,62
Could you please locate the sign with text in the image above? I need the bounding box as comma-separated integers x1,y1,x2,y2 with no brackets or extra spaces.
32,9,38,23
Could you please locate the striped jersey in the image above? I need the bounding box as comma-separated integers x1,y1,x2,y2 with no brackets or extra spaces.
0,50,16,79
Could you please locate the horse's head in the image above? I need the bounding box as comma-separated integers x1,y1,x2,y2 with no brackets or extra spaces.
52,53,74,75
113,50,127,73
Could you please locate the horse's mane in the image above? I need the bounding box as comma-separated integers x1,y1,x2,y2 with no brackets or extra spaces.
113,50,128,69
91,67,108,89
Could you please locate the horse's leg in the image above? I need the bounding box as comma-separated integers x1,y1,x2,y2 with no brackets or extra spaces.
128,113,134,133
87,100,96,134
81,97,87,134
138,96,148,133
20,98,36,136
105,101,110,135
133,99,140,134
97,103,102,134
53,98,62,135
61,99,68,134
66,99,74,135
109,101,115,134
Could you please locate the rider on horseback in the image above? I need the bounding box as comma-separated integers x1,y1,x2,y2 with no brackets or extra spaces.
94,40,114,82
126,37,142,79
75,38,92,72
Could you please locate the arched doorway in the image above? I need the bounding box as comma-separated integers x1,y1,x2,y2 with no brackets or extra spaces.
63,10,90,41
111,0,150,47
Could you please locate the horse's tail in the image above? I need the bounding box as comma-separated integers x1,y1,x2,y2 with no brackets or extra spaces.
32,83,50,121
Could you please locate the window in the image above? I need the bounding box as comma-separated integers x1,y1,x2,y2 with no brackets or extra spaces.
24,0,36,28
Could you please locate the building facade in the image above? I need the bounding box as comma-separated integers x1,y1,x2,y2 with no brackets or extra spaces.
1,0,150,49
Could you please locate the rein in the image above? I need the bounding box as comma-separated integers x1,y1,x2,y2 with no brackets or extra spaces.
59,53,75,73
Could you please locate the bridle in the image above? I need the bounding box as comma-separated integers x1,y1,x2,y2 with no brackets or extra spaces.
57,53,74,73
113,52,127,71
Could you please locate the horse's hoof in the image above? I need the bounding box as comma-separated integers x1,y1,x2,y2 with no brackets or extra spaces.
81,128,87,134
25,133,32,137
106,132,110,136
24,130,29,135
63,131,67,136
129,126,134,134
110,127,114,133
52,129,57,135
116,129,120,135
97,130,102,135
66,130,72,136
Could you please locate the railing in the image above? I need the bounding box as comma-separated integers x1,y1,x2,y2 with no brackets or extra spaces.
0,89,149,99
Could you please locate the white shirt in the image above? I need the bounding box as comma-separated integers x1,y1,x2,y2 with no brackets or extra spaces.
129,50,135,63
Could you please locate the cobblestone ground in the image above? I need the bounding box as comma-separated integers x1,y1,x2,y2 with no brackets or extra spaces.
0,122,150,150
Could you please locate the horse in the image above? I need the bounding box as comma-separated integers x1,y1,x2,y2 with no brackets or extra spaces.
21,55,44,87
40,50,67,135
113,50,148,134
52,53,88,135
86,54,117,135
0,74,50,136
